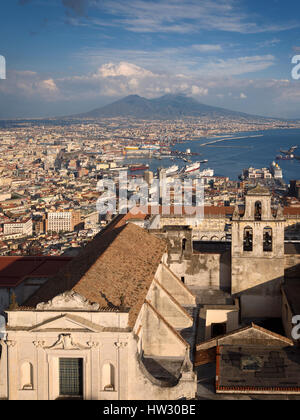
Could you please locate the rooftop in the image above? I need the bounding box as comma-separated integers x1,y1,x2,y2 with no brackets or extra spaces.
247,184,271,196
0,256,72,288
22,223,167,328
217,345,300,392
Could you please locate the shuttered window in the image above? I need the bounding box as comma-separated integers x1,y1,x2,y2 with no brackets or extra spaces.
59,358,83,397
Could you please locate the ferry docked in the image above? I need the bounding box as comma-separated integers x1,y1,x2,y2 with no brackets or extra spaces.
270,161,283,179
129,164,149,172
182,162,201,174
165,165,179,176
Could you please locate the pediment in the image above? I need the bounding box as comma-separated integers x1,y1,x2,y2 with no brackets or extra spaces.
218,325,292,346
29,314,104,333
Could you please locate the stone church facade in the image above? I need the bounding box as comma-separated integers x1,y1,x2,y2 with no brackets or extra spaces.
0,224,197,400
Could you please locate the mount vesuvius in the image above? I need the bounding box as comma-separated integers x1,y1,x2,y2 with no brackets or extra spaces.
69,94,270,120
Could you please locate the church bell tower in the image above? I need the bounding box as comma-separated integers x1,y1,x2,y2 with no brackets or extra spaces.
231,185,285,319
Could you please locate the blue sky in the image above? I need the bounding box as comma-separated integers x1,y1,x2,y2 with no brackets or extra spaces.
1,0,300,118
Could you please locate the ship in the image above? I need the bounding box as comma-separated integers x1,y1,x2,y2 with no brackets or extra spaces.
199,168,214,177
276,154,294,160
279,145,297,157
270,161,283,179
140,144,161,150
276,146,298,160
182,162,201,174
129,164,149,172
165,165,179,176
124,146,139,151
108,166,129,172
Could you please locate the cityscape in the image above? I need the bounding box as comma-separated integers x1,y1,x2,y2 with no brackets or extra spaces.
0,0,300,406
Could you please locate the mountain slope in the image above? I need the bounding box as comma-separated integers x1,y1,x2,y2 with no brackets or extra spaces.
71,94,269,120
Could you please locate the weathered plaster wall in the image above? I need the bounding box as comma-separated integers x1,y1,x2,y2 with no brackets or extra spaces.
167,252,231,291
142,303,187,358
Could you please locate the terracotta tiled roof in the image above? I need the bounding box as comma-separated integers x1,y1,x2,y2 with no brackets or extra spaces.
23,223,167,328
110,205,235,226
284,207,300,216
247,184,270,195
196,323,293,352
0,256,72,288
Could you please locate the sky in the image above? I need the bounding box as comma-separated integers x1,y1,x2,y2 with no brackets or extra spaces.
1,0,300,118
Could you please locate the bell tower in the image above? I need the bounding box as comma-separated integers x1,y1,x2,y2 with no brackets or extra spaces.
231,185,285,319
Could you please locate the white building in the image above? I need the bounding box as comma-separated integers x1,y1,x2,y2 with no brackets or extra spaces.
47,211,80,233
0,223,197,400
3,218,32,237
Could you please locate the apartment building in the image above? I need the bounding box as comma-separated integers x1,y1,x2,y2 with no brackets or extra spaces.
3,218,33,237
46,211,81,233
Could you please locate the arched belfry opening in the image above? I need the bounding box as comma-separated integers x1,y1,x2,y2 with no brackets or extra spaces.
263,227,272,252
254,201,262,221
243,227,253,252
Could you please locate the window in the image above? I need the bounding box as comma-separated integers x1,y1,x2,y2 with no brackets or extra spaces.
182,238,187,251
243,227,253,252
21,362,33,390
181,277,185,284
255,201,262,220
59,358,83,397
263,227,272,252
102,363,115,391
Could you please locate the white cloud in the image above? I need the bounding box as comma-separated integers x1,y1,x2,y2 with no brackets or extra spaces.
198,55,276,77
40,79,59,92
2,60,300,119
98,62,154,78
88,0,299,34
0,71,59,99
192,44,222,52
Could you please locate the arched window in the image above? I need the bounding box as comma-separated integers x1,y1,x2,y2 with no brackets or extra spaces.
21,362,33,390
182,238,187,251
255,201,262,221
263,227,272,252
102,363,115,391
243,227,253,252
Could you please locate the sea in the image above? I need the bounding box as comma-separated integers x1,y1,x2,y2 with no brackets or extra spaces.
123,128,300,183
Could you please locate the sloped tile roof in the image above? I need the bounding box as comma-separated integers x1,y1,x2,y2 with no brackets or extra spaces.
23,223,167,328
0,256,72,288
